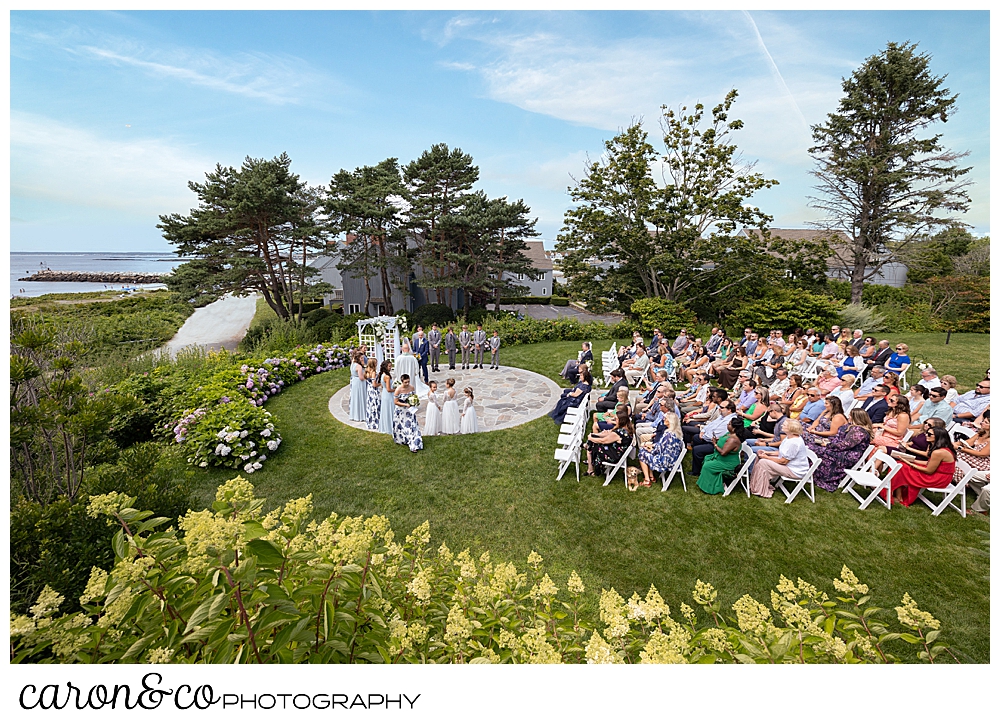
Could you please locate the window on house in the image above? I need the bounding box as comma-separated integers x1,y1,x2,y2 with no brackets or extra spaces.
542,288,547,295
348,303,361,314
516,273,525,281
375,304,386,316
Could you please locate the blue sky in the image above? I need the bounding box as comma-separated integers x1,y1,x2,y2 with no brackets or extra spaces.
10,10,990,252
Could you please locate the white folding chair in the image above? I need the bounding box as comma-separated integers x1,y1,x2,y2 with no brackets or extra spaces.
949,424,977,442
660,446,687,492
774,449,821,504
916,460,970,518
555,445,581,482
899,366,910,391
602,442,636,487
843,452,902,510
838,445,875,489
722,442,755,497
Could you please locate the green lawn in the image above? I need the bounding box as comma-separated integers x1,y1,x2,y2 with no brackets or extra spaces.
186,336,991,662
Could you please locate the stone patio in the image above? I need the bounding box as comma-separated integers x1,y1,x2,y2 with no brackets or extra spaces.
328,365,563,433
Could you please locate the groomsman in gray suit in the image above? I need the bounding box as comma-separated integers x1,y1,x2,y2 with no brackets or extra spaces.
489,330,501,369
472,324,487,369
445,326,458,370
411,326,423,352
428,323,443,372
459,324,473,369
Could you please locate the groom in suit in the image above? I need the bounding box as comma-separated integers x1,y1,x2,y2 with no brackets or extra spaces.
413,330,430,383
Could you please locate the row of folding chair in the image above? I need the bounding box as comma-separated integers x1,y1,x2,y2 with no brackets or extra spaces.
840,447,971,517
601,343,618,387
554,404,588,482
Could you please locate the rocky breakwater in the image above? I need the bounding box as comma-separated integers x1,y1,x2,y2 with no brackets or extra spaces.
18,270,167,284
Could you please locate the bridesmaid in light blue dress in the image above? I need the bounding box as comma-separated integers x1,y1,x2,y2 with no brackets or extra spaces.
348,352,367,421
378,360,395,435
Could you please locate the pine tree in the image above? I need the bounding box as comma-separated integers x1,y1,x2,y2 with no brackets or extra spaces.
809,42,972,303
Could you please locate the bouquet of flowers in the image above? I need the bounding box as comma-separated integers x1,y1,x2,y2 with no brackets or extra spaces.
783,361,796,371
407,393,419,407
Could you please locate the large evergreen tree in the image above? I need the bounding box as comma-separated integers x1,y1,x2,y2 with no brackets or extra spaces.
159,153,325,322
403,144,480,306
324,159,409,315
809,41,972,303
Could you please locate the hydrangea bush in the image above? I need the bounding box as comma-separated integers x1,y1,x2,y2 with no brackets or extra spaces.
161,343,346,472
11,479,956,665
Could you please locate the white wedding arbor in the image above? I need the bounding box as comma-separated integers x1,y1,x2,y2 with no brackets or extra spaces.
356,315,408,367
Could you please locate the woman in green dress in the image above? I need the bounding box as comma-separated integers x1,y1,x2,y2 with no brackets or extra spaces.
696,418,743,495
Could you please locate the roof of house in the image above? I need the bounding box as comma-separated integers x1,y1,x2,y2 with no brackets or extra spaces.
522,241,553,271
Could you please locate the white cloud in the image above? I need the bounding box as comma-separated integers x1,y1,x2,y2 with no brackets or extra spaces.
74,43,331,105
10,112,215,218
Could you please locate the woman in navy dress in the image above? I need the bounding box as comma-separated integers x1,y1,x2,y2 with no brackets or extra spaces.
549,366,593,424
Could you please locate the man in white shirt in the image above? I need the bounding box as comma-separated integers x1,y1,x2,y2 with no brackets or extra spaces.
769,368,791,399
623,344,651,387
916,366,942,390
689,401,737,476
855,366,886,400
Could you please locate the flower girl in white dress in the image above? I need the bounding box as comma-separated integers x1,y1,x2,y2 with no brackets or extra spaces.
424,381,442,436
460,387,479,434
441,378,461,434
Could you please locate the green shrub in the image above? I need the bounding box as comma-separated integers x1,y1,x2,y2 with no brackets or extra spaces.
12,478,956,664
839,303,889,333
411,303,456,328
630,298,697,338
729,288,842,333
10,442,192,616
551,296,570,306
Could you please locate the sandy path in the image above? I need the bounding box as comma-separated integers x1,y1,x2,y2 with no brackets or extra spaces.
160,294,259,357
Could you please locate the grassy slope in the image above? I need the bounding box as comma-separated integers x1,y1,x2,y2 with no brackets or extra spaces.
186,337,991,662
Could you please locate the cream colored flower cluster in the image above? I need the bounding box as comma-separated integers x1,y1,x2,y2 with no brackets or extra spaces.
895,593,940,631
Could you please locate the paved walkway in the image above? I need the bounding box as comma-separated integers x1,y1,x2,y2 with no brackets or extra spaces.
500,303,623,325
159,293,259,358
329,365,563,433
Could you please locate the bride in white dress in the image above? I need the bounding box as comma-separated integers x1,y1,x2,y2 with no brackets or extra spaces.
394,341,430,398
440,379,461,434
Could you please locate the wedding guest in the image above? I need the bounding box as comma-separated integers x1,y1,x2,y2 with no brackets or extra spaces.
445,326,458,370
489,330,501,370
940,375,960,405
886,343,911,379
378,360,396,435
907,384,928,420
586,409,635,477
695,418,743,495
831,375,856,410
560,342,593,382
952,378,991,422
954,412,990,514
857,384,890,424
916,366,942,390
392,375,423,452
365,358,380,431
799,388,826,425
596,369,629,412
802,395,847,450
872,394,911,452
716,346,749,389
836,346,865,378
882,371,901,396
811,409,874,491
348,351,367,421
549,366,594,424
461,387,479,433
887,427,956,506
637,409,684,488
424,380,442,436
428,323,443,373
689,401,737,476
748,420,810,498
441,378,461,434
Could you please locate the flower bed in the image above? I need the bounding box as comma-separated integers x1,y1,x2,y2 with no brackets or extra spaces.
164,343,348,472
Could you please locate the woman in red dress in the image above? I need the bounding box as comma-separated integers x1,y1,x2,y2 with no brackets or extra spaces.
888,427,957,507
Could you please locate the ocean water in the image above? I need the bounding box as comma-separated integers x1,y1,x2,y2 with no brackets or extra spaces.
9,252,183,298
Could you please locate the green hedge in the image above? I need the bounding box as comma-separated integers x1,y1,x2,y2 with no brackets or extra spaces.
499,295,553,305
